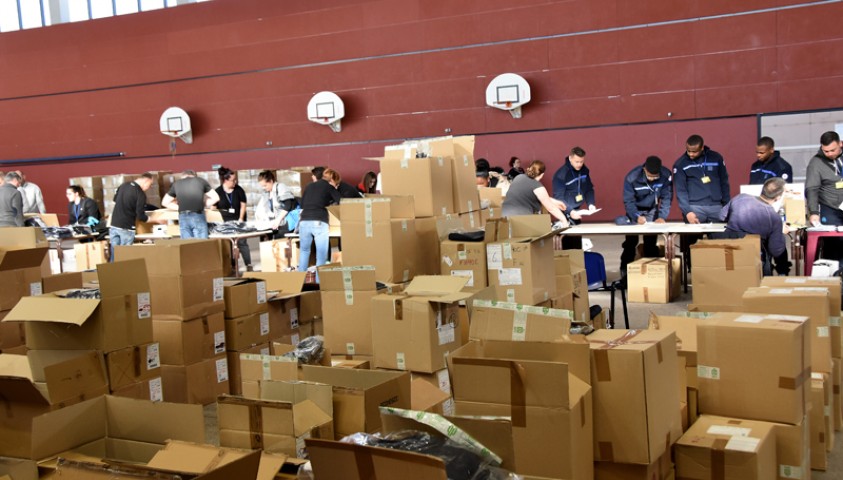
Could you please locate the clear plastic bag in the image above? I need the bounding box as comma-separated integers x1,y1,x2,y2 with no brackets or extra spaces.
281,335,326,365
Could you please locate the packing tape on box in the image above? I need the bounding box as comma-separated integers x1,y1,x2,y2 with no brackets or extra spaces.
710,437,728,480
778,368,809,391
594,349,612,382
452,357,526,427
354,447,377,479
692,244,737,270
365,201,373,237
473,299,572,319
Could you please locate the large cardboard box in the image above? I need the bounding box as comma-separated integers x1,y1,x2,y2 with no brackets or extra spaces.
588,329,682,464
73,241,107,271
371,276,470,373
627,258,681,304
161,355,230,405
218,389,333,456
334,196,417,283
223,278,268,319
761,276,842,358
594,451,673,480
115,240,225,320
0,245,48,310
810,373,830,470
771,417,810,480
690,236,762,308
675,415,776,480
105,342,161,391
439,225,487,292
153,313,225,366
111,376,164,403
449,339,592,479
301,365,410,438
414,217,443,276
318,265,377,356
696,312,809,425
553,250,590,323
244,272,307,343
468,299,572,342
224,311,271,351
742,286,832,373
381,144,455,217
238,353,299,398
5,259,152,352
485,215,557,305
307,438,449,480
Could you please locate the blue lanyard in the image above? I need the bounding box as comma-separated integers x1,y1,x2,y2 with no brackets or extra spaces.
226,191,234,208
75,203,81,221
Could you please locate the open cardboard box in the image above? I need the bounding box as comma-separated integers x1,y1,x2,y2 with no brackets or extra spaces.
0,244,49,310
485,215,557,305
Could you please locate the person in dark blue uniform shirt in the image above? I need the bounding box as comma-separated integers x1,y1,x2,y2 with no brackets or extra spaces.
672,134,730,224
552,146,595,249
749,136,793,185
620,156,673,273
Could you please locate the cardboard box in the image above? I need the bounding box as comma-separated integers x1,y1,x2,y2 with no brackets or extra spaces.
410,377,452,415
330,356,371,369
110,376,163,402
238,353,299,398
809,373,830,469
153,313,225,366
478,186,503,209
381,144,455,217
42,271,83,293
223,278,268,319
627,258,680,304
318,265,377,356
115,240,225,320
301,365,411,438
259,238,298,273
691,236,762,307
785,197,806,226
594,450,673,480
161,355,230,405
244,272,307,343
588,329,682,464
307,438,448,480
834,358,842,431
371,276,470,373
675,414,776,480
0,314,25,352
226,343,270,396
439,225,487,292
742,286,832,373
218,391,333,457
224,312,271,351
105,342,161,391
0,349,107,408
414,216,443,276
0,245,48,310
73,241,107,271
334,196,418,283
771,416,810,480
468,299,572,342
696,312,809,425
485,215,557,305
449,339,592,479
761,276,842,358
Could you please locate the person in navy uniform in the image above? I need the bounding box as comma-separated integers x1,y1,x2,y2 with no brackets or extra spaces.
620,156,673,274
552,146,595,249
673,134,730,224
749,136,793,185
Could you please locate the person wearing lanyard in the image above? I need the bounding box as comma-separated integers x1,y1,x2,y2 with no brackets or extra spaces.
552,146,595,249
806,131,843,228
66,185,101,226
619,156,673,274
257,170,297,239
749,136,793,185
672,134,730,224
215,167,252,272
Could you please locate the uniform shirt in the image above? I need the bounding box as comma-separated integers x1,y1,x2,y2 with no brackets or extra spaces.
749,151,793,185
111,181,148,230
551,157,595,210
720,194,785,257
215,185,247,222
300,179,341,224
502,175,543,217
672,146,730,216
167,176,211,214
622,165,673,221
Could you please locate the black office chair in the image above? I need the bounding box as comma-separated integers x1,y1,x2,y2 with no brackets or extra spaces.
584,251,629,329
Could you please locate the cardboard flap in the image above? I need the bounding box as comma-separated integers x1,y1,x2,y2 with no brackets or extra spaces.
292,399,333,437
257,453,287,480
306,439,448,480
3,296,100,326
105,395,206,445
222,277,264,288
243,272,306,296
146,441,261,479
31,350,106,404
435,218,470,241
405,276,469,297
0,354,43,403
508,215,552,238
410,378,450,411
96,259,150,297
260,380,333,417
384,145,418,160
0,246,48,271
0,227,48,248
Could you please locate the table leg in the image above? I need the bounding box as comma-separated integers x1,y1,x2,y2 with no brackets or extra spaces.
56,239,64,273
804,233,820,277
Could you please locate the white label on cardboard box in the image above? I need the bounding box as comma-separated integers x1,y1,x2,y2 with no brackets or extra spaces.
487,244,502,270
214,331,226,354
346,343,356,355
826,405,832,416
213,277,224,302
794,287,829,293
779,465,803,479
468,214,476,229
502,243,512,260
396,352,406,370
401,220,408,232
725,436,760,453
256,283,267,304
769,288,793,295
811,372,825,380
290,308,299,329
260,313,270,336
438,324,455,345
342,270,353,289
147,343,161,370
442,398,456,416
785,278,808,284
400,158,409,169
765,314,807,322
137,292,151,319
498,268,522,286
261,347,270,355
291,333,300,345
457,251,467,261
443,256,453,267
707,425,751,437
512,311,528,341
216,358,229,383
451,270,474,287
697,365,721,380
436,369,451,393
344,290,354,305
29,282,42,296
437,157,444,167
830,316,841,327
149,377,163,402
734,315,765,324
506,289,515,303
818,326,830,338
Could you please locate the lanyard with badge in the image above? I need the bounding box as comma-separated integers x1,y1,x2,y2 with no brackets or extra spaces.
834,158,843,189
74,203,82,222
697,155,712,184
575,171,584,203
226,191,236,214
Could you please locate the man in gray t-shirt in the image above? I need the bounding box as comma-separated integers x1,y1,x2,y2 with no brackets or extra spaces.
162,170,220,239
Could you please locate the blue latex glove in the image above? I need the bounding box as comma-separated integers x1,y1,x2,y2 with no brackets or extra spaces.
86,217,100,227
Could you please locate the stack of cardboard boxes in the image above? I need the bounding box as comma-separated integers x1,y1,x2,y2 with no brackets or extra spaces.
116,239,229,404
0,228,50,355
221,277,270,395
318,265,378,360
552,249,591,323
689,236,762,311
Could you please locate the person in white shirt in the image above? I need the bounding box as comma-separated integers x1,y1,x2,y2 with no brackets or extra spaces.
14,171,46,214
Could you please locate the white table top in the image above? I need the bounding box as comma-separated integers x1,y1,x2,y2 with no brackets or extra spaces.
561,222,727,235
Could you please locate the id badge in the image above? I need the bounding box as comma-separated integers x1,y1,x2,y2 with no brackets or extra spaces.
228,208,235,214
575,194,583,202
836,181,843,189
701,176,711,184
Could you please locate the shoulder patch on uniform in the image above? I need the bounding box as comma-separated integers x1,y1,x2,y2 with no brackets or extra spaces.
782,173,788,180
673,168,677,174
669,175,673,181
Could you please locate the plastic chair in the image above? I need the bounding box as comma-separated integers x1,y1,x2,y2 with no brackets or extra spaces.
584,251,629,329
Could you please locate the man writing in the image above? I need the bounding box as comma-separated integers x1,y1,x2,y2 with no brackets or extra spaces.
620,156,673,274
673,134,730,224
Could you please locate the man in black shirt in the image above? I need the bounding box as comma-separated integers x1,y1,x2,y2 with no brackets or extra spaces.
110,172,154,260
298,168,341,276
162,170,219,239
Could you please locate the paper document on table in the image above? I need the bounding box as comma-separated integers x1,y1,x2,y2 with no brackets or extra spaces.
572,208,601,217
808,225,838,232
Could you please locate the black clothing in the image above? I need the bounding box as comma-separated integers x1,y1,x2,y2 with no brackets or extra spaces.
215,185,248,222
749,151,793,185
111,181,148,230
68,197,101,225
300,179,341,223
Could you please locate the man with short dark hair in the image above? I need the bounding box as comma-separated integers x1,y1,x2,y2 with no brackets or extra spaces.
110,173,155,259
620,156,673,273
162,170,219,239
673,134,730,224
719,177,788,275
0,172,24,227
552,146,595,221
806,131,843,227
750,137,793,185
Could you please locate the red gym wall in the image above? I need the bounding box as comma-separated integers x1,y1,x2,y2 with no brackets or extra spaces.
0,0,840,220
